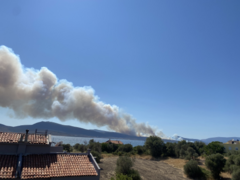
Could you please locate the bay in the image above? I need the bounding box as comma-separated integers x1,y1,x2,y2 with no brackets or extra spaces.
51,135,178,147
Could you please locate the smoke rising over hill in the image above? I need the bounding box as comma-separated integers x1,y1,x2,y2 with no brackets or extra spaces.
0,46,166,137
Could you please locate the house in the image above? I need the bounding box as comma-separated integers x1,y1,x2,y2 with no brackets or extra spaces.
0,130,101,180
223,139,240,152
105,139,123,145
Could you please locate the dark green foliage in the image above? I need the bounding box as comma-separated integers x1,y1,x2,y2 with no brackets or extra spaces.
88,139,102,153
73,143,80,150
111,174,133,180
224,154,240,174
184,160,203,178
128,169,141,180
205,153,226,178
102,143,121,153
115,156,141,180
116,144,133,153
91,151,102,163
116,156,133,175
185,147,198,160
133,146,146,155
165,142,176,157
175,140,187,158
204,141,224,155
62,144,73,152
145,136,165,158
79,144,86,152
232,168,240,180
194,141,206,155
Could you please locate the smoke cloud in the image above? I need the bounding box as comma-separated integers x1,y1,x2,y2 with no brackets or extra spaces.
0,46,167,137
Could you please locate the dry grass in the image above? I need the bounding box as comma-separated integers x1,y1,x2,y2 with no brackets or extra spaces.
99,155,189,180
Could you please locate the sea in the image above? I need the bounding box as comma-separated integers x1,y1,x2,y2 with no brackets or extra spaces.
51,135,178,147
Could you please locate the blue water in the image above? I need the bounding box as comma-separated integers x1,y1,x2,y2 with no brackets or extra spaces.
51,135,178,147
51,135,145,147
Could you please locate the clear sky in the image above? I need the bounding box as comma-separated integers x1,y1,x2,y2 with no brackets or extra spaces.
0,0,239,139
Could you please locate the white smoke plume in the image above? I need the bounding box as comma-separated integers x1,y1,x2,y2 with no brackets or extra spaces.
0,46,167,137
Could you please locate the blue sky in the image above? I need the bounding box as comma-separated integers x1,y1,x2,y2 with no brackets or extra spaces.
0,0,240,139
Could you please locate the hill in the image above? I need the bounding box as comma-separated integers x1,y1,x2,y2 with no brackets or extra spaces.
0,121,147,140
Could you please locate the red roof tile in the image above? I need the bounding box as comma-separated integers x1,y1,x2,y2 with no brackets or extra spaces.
105,140,123,144
0,155,18,179
21,154,98,179
0,132,48,144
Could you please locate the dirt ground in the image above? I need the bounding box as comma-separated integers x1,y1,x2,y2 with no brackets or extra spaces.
99,155,232,180
99,155,190,180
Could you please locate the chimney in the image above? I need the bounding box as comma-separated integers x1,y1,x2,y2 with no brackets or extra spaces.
87,149,91,156
25,129,29,142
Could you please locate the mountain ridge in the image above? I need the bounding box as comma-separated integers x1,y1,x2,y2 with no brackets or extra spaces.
0,121,238,143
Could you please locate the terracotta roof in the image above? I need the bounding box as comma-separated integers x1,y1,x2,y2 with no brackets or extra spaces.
0,132,21,143
21,154,98,179
106,140,123,144
0,132,48,144
0,155,18,179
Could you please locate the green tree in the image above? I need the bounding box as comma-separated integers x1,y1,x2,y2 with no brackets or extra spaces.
62,144,73,152
184,160,203,178
232,168,240,180
165,142,176,157
73,143,80,150
204,141,224,155
145,136,165,158
116,156,133,175
205,153,226,179
91,151,102,163
194,141,206,155
224,154,240,174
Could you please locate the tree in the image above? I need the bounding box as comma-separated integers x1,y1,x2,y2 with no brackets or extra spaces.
224,155,240,174
62,144,73,152
204,141,224,155
205,153,226,179
115,156,141,180
73,143,80,150
91,151,102,163
184,160,203,178
232,168,240,180
116,156,134,175
145,136,165,158
165,142,176,157
186,147,198,160
194,141,206,155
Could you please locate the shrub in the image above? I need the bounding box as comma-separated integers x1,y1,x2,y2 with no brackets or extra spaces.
204,141,224,155
91,151,102,163
205,153,226,178
73,143,80,150
128,169,141,180
116,156,133,175
234,156,240,166
111,174,133,180
194,141,206,156
184,160,202,178
145,136,165,158
62,144,73,152
102,143,120,153
79,144,86,152
88,142,102,153
117,144,133,153
165,142,176,157
133,146,145,155
224,155,240,174
185,147,198,160
232,168,240,180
